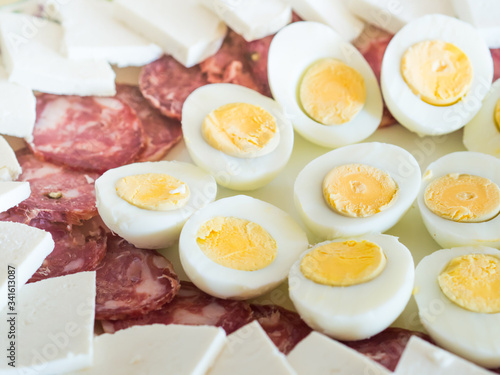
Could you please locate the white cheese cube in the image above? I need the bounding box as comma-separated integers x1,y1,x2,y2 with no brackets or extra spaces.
0,136,22,181
0,221,54,311
73,325,226,375
0,272,96,374
0,181,30,213
453,0,500,48
209,321,296,375
394,336,495,375
288,0,364,41
44,0,162,67
287,331,390,375
200,0,291,42
0,13,116,96
114,0,227,68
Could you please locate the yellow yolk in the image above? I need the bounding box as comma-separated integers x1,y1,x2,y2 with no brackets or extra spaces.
299,58,366,125
438,254,500,313
494,98,500,132
196,216,277,271
202,102,279,158
401,40,473,106
424,174,500,222
323,164,399,217
115,173,190,211
300,240,386,286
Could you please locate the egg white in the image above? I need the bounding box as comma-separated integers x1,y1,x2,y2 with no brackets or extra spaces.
288,234,414,341
95,161,217,249
294,142,421,240
381,14,493,136
414,246,500,368
417,152,500,249
179,195,309,300
268,21,383,148
182,83,294,191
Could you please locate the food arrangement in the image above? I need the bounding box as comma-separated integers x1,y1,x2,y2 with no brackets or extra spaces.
0,0,499,374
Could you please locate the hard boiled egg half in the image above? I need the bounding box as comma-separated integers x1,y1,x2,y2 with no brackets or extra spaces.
414,246,500,368
182,83,294,191
179,195,308,300
417,152,500,249
268,21,383,148
95,161,217,249
382,14,493,136
289,234,414,341
294,142,421,240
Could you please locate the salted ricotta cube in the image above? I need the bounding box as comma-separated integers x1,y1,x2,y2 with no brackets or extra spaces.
0,136,22,181
0,221,54,311
453,0,500,48
73,325,226,375
0,181,30,213
0,13,116,96
347,0,455,34
43,0,162,67
0,272,96,374
394,336,495,374
287,331,390,375
288,0,364,41
200,0,291,42
114,0,227,68
209,321,296,375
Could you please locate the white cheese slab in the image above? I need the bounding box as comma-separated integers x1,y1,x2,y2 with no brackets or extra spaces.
347,0,455,34
43,0,162,67
114,0,227,68
201,0,291,42
0,135,22,181
0,272,96,374
0,181,30,213
209,321,296,375
0,13,116,96
0,221,54,312
287,331,390,375
73,324,226,375
453,0,500,48
394,336,495,375
289,0,364,41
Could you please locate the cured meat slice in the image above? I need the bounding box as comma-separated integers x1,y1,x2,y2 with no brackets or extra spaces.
115,84,182,162
100,281,253,334
139,56,209,120
491,48,500,81
95,235,180,320
29,94,145,173
14,150,99,225
250,304,312,355
342,327,432,371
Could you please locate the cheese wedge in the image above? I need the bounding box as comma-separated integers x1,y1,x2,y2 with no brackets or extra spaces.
453,0,500,48
0,136,22,181
0,181,30,213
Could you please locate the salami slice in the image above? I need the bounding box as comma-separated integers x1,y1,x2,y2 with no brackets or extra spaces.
491,48,500,82
29,94,145,174
115,84,182,162
250,304,312,355
139,56,209,120
100,281,253,335
342,327,432,371
14,150,99,225
95,235,180,320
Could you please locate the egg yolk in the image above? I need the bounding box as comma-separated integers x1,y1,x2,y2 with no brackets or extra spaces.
494,98,500,132
323,164,398,217
115,173,190,211
401,40,473,106
300,240,386,286
299,58,366,125
202,102,279,158
196,216,277,271
438,254,500,313
424,174,500,222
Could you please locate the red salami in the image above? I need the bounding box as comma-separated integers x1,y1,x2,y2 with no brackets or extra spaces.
139,56,209,120
29,94,145,174
100,281,253,335
13,150,99,225
342,327,432,371
491,48,500,82
115,84,183,162
95,235,180,320
250,304,312,355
